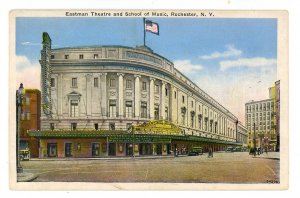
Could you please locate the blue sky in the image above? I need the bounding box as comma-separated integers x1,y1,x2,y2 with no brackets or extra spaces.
15,17,277,123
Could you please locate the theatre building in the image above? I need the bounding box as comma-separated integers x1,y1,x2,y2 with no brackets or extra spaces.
29,32,247,158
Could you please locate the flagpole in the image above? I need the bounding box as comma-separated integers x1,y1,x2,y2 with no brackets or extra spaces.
143,17,146,46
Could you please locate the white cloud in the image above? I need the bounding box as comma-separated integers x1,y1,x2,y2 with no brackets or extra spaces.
21,41,41,46
199,45,242,60
220,57,277,71
173,59,203,75
195,69,276,125
15,55,40,89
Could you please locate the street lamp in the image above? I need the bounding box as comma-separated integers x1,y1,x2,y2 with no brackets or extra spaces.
16,83,24,173
253,123,256,157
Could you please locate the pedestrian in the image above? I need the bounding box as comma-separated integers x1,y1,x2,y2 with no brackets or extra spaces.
208,147,213,158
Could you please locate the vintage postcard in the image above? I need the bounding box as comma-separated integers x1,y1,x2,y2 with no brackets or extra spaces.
9,10,288,190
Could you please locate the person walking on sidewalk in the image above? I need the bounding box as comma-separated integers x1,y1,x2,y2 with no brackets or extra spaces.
208,147,213,158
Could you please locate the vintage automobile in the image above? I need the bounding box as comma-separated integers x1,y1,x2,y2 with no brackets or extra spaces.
225,147,234,152
188,146,203,156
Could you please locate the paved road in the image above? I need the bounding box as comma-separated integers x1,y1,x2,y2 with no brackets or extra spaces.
21,152,279,183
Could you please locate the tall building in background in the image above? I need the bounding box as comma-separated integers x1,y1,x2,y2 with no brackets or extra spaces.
19,88,41,158
275,80,280,151
245,80,280,151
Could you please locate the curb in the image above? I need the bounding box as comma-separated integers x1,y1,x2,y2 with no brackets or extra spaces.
17,173,38,182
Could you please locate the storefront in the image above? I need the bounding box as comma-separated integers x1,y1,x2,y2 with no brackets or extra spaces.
28,120,242,158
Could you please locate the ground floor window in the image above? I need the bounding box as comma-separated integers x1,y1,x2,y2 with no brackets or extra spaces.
65,143,72,157
109,143,116,156
47,143,57,157
92,143,100,156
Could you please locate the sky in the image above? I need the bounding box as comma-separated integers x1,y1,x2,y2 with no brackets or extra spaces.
15,17,278,124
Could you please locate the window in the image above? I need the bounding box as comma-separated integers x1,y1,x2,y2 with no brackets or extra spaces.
94,54,98,59
71,123,77,131
126,80,132,89
25,97,30,106
191,101,194,108
109,100,117,117
109,123,115,130
174,91,177,99
70,100,79,117
71,78,77,87
165,107,168,120
47,143,57,157
50,123,55,131
155,85,159,93
182,96,185,103
165,88,168,96
199,105,201,111
109,79,116,87
94,77,99,87
65,143,72,157
125,101,133,118
26,112,31,120
141,102,147,118
51,55,55,59
126,123,132,130
50,78,55,87
79,54,84,59
94,123,98,130
65,54,69,59
154,104,159,120
142,82,147,91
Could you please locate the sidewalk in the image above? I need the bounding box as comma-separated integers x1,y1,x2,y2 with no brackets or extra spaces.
17,172,38,182
252,152,280,160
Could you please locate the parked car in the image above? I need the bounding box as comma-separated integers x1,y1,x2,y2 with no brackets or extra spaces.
225,147,234,152
188,146,203,156
234,147,242,152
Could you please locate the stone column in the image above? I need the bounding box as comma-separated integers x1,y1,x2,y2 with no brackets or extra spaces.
161,81,166,120
100,73,107,117
117,73,124,118
149,77,155,119
58,74,63,116
86,74,92,116
134,75,141,118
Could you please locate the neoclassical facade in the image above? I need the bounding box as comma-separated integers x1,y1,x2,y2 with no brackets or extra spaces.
30,32,247,158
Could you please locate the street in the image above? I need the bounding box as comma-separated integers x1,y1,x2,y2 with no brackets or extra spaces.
21,152,279,183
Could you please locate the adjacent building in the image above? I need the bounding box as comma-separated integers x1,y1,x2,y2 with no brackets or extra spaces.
18,88,41,158
29,32,247,158
245,80,280,151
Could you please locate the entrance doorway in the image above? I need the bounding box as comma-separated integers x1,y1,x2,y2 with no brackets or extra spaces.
139,143,152,155
167,144,171,154
108,143,116,156
47,143,57,157
126,143,133,156
156,144,162,155
92,143,100,156
65,143,72,157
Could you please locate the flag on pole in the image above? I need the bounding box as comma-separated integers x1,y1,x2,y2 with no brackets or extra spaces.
145,20,159,35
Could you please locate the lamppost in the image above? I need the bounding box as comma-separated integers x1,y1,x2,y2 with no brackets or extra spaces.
16,83,24,173
258,132,263,155
253,123,256,157
132,124,135,158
